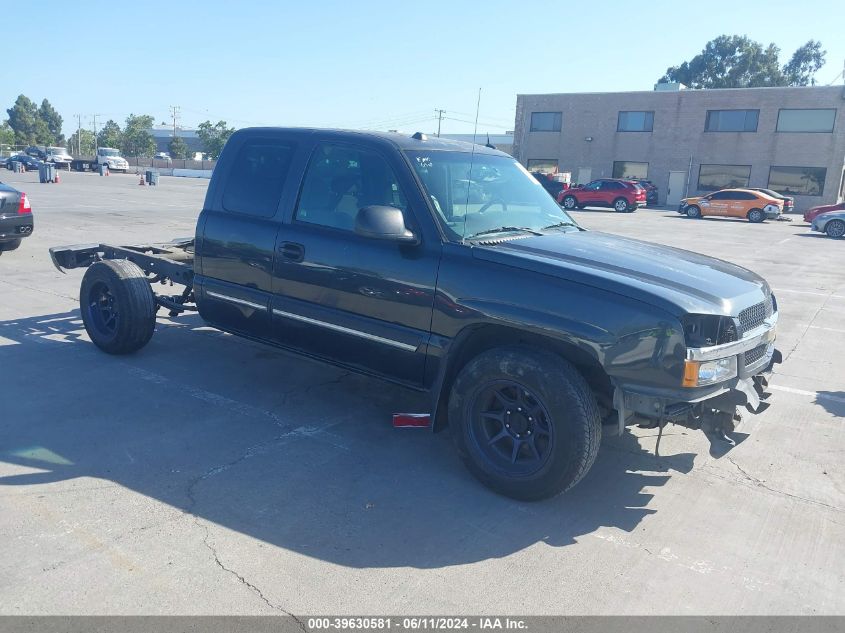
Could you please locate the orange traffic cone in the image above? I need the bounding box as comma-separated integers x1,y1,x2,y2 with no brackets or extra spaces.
139,174,146,186
54,172,60,184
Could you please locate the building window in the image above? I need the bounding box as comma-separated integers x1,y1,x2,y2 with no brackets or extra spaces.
767,166,827,196
529,112,562,132
776,109,836,132
617,111,654,132
612,161,648,179
697,164,751,191
704,110,759,132
527,159,558,174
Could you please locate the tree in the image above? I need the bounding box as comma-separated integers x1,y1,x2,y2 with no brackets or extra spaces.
0,121,14,149
783,40,827,86
197,120,235,160
168,135,189,159
37,99,64,145
658,36,826,88
121,114,156,157
6,95,40,145
67,128,96,156
97,120,122,150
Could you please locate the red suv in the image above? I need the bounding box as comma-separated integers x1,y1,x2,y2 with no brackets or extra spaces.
558,179,646,213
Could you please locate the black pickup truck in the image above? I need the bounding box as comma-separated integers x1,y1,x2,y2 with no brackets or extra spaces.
50,128,780,500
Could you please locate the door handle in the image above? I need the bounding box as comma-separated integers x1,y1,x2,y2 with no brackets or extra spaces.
279,241,305,262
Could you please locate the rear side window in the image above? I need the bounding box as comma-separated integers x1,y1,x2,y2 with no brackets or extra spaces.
222,139,297,217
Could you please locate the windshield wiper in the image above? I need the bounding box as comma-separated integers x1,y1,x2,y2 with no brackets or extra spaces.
466,226,543,240
542,221,582,231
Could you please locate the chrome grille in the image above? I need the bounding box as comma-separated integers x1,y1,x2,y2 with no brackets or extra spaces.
744,343,768,367
738,297,773,333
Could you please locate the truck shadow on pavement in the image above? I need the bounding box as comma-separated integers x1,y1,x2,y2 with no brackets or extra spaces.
0,310,695,569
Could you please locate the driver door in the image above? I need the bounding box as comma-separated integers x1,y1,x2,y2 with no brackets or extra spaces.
270,141,441,386
580,180,603,205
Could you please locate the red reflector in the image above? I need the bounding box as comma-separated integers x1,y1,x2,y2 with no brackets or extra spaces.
392,413,431,428
18,192,31,214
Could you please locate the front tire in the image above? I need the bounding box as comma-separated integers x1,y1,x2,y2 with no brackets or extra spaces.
562,195,577,210
825,220,845,238
686,205,702,219
80,260,156,354
448,346,601,500
613,198,630,213
747,208,765,223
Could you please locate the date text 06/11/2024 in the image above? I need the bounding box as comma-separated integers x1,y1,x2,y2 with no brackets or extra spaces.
306,617,528,630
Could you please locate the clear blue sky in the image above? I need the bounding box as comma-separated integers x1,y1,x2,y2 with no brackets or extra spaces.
3,0,843,138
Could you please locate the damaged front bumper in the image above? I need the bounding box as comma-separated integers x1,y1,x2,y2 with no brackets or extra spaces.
613,311,781,449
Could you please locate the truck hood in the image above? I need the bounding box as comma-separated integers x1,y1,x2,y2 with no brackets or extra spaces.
472,231,769,317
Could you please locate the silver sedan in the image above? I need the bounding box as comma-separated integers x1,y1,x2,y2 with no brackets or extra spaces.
811,210,845,238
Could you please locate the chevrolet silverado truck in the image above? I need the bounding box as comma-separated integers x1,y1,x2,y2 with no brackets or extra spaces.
49,128,781,500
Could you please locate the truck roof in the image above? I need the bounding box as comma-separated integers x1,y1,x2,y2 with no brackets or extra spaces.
234,127,508,155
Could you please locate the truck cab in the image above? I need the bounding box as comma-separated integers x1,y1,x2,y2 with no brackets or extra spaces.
96,147,129,172
45,146,73,168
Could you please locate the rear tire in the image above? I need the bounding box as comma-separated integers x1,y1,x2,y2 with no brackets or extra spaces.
747,208,765,223
80,260,156,354
825,220,845,238
562,195,577,210
448,346,601,500
686,205,702,219
0,239,21,252
613,198,630,213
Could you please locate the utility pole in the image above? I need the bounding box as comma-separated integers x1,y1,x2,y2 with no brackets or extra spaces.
435,108,446,137
75,114,82,155
169,105,180,138
91,114,102,152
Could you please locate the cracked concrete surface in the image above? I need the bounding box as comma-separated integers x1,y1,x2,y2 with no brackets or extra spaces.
0,171,843,615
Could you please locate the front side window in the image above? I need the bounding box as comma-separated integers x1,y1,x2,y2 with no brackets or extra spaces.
529,112,562,132
617,111,654,132
407,151,578,241
295,143,407,231
612,161,648,179
776,109,836,132
768,166,827,195
705,110,759,132
526,158,558,173
222,138,297,217
697,164,751,191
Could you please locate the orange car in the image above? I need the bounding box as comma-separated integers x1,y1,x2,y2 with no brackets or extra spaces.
680,189,783,222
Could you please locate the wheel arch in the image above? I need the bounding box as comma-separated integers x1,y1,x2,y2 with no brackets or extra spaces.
431,324,612,432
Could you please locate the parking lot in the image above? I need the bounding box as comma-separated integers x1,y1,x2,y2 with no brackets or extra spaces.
1,169,843,615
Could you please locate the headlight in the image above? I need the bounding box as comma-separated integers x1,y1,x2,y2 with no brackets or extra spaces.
682,356,737,387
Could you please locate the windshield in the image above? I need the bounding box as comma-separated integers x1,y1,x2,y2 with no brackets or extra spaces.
406,151,578,241
100,149,120,157
48,147,70,156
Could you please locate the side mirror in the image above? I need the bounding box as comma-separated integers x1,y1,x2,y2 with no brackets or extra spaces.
355,206,418,244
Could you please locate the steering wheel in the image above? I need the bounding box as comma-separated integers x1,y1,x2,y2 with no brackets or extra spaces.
478,198,507,214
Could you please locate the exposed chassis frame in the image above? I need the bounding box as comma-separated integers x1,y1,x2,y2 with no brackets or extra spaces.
49,239,197,315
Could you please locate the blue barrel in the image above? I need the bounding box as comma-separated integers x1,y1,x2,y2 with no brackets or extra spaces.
46,164,56,183
38,164,49,183
149,171,160,186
